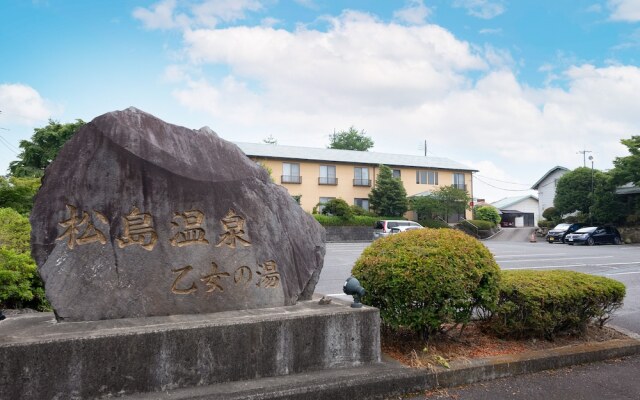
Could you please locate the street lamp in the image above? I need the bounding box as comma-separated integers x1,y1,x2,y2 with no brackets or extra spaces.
589,156,594,225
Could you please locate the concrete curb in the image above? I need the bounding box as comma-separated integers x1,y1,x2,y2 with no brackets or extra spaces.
121,337,640,400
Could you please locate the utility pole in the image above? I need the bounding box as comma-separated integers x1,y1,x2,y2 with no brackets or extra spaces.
577,149,592,167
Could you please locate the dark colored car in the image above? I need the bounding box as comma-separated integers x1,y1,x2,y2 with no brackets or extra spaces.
565,226,622,246
545,223,585,244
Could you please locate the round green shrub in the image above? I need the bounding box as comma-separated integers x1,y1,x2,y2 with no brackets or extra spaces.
321,198,353,219
475,206,501,225
487,270,626,339
352,229,501,337
542,206,559,221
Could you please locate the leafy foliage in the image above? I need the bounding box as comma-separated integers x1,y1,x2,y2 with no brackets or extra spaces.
312,214,402,226
485,270,625,339
369,165,408,217
0,208,49,310
474,206,501,225
429,185,471,222
612,136,640,186
352,229,501,337
410,195,439,221
542,206,559,221
554,167,594,215
0,208,32,254
418,218,450,229
591,173,625,224
327,126,374,151
9,119,85,177
0,176,41,215
321,198,353,219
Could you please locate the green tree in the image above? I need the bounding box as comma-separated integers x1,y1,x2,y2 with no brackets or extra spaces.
321,198,353,220
410,195,439,220
9,119,85,177
475,205,501,225
0,176,41,215
591,173,625,224
554,167,595,215
612,136,640,186
328,126,374,151
369,165,408,217
263,135,278,145
542,207,560,221
430,185,471,222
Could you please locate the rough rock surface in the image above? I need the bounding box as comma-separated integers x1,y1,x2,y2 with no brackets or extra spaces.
30,107,325,322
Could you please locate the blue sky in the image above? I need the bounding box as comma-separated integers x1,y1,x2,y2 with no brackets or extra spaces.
2,0,640,202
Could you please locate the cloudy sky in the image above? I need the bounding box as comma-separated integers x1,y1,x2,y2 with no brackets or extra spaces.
2,0,640,202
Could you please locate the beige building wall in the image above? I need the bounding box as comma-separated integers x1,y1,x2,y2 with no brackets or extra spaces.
253,158,473,219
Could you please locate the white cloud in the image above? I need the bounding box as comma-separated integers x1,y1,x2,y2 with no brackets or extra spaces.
393,0,432,25
0,83,55,125
133,0,186,30
133,0,263,30
140,3,640,202
453,0,506,19
479,28,502,35
609,0,640,22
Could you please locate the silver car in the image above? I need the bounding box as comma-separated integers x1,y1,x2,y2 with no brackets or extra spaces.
373,220,423,239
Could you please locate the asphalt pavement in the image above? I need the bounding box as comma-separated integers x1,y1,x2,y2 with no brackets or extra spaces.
403,354,640,400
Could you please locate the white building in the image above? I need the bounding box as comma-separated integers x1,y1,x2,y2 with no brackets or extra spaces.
491,195,539,227
531,166,569,220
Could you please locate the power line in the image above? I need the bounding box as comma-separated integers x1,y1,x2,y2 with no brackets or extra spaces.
0,135,19,154
473,175,535,192
475,174,531,186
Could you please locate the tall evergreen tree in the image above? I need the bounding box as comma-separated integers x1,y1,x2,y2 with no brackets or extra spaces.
368,165,408,217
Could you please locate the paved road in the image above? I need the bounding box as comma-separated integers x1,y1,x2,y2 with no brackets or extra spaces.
404,354,640,400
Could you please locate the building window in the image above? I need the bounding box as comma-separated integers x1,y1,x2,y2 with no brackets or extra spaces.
353,167,371,186
416,170,438,185
318,197,335,213
354,198,369,211
319,165,337,185
282,163,301,184
453,173,465,190
392,169,401,179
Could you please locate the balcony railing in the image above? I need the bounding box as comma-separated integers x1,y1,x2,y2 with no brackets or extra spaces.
281,175,302,184
353,178,372,187
318,177,338,185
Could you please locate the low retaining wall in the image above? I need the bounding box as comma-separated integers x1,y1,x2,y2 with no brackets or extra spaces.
619,227,640,243
0,298,380,399
325,226,373,242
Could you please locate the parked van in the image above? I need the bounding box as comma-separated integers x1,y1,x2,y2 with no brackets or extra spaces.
373,220,423,239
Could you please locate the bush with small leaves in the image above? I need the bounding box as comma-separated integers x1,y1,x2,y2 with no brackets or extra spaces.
485,270,626,339
352,229,501,338
475,206,501,226
321,198,353,219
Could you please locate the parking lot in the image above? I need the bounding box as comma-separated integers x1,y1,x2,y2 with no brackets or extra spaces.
317,240,640,334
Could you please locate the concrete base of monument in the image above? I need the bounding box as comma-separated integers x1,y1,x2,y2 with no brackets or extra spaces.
0,296,380,400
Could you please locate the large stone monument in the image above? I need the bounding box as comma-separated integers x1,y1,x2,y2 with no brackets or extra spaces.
1,108,380,400
30,107,325,321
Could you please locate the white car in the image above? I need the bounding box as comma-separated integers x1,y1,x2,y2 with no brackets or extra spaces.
389,225,423,234
373,220,423,238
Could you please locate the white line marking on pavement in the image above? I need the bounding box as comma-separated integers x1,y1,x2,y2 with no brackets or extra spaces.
499,256,613,263
494,253,565,258
604,271,640,276
503,261,640,270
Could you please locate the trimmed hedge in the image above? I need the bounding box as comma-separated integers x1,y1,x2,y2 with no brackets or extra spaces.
312,214,405,226
486,270,626,339
352,229,501,337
